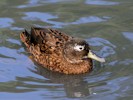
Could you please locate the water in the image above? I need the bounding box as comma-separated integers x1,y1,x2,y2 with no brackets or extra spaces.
0,0,133,100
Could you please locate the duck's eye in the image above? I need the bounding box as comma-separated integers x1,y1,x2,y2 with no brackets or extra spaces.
74,44,85,51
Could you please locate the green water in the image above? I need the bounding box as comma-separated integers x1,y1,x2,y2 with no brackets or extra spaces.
0,0,133,100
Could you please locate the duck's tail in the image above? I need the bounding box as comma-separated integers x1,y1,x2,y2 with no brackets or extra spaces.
20,30,31,48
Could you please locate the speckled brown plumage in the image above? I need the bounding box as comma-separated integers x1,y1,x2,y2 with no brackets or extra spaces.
20,27,93,74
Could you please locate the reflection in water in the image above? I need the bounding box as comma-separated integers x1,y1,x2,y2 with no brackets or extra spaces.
0,65,93,98
85,0,119,6
0,18,14,28
30,65,92,98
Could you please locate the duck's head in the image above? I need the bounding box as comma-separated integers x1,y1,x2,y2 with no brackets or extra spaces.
63,38,105,63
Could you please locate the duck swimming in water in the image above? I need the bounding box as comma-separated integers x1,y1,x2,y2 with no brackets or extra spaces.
20,27,105,74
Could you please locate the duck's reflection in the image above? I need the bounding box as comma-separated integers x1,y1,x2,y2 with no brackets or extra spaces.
32,65,92,98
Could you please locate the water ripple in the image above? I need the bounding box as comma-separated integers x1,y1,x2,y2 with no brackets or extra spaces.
85,0,119,6
87,37,116,57
70,16,107,24
17,0,41,8
122,32,133,43
17,0,79,8
0,18,14,28
119,59,133,65
0,47,22,59
22,12,109,28
6,39,21,45
87,37,116,48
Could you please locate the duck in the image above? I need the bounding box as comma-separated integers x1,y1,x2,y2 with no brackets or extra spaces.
20,27,105,74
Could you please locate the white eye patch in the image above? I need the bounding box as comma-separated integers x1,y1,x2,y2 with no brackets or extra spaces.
74,44,85,51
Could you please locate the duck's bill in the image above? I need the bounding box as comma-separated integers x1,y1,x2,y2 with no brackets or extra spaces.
88,50,105,63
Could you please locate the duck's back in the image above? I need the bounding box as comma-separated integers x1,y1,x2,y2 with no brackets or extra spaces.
20,27,72,54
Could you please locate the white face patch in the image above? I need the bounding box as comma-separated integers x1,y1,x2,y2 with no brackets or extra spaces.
74,44,85,51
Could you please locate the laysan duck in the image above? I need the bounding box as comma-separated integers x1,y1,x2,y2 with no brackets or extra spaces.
20,27,105,74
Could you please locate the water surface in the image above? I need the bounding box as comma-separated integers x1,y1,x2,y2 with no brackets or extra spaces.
0,0,133,100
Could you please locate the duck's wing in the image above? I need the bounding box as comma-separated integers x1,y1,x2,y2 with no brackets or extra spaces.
31,27,72,45
20,27,72,54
